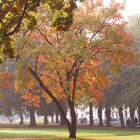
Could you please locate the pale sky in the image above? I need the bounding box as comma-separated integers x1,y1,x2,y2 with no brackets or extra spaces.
124,0,140,16
105,0,140,17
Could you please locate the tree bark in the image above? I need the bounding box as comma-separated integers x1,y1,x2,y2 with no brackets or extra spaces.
138,105,140,126
130,108,135,128
29,107,36,127
98,106,103,127
19,108,24,125
67,68,79,138
60,100,67,126
89,101,94,126
56,111,59,124
44,112,48,125
68,99,77,138
119,106,125,128
60,113,67,125
69,125,76,138
105,108,111,127
51,113,54,123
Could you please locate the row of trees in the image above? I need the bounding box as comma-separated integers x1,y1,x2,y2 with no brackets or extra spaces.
0,84,139,129
0,0,139,139
95,7,140,130
102,14,140,128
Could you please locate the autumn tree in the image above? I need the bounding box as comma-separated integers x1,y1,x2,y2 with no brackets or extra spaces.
104,79,125,128
104,14,140,128
0,61,25,124
120,15,140,127
15,1,136,138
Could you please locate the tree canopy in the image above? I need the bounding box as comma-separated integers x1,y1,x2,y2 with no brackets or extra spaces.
0,0,79,61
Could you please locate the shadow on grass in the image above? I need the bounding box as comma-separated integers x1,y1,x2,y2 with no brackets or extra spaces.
115,133,140,136
0,134,59,139
33,138,93,140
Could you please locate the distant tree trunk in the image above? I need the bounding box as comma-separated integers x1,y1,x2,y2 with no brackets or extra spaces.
29,107,36,127
105,107,111,127
60,113,67,125
44,112,48,125
59,100,67,126
51,112,54,123
56,111,59,124
119,106,125,128
98,106,103,127
130,108,135,128
89,101,94,126
19,108,24,125
138,105,140,126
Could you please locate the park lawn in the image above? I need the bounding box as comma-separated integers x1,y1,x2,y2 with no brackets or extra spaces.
0,127,139,140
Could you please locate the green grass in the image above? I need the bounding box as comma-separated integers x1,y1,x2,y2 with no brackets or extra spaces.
0,127,139,140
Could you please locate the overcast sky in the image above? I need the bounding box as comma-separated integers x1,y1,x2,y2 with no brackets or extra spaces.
106,0,140,17
124,0,140,16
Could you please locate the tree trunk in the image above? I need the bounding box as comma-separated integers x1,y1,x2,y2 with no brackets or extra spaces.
105,108,111,127
56,111,59,124
68,100,77,138
29,107,36,127
130,108,135,128
89,101,94,126
119,106,125,128
138,105,140,126
60,113,67,125
19,109,24,125
51,113,54,123
69,125,76,138
44,112,48,125
98,106,103,127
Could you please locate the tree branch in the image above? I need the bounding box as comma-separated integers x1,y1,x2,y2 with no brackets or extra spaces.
36,25,54,46
28,67,71,126
72,68,79,102
7,0,29,36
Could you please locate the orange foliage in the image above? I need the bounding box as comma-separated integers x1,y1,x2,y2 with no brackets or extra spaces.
0,71,13,88
38,55,46,64
21,92,40,108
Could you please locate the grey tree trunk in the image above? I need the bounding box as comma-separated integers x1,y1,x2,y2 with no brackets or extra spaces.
119,106,125,128
130,108,135,128
44,112,48,125
29,107,36,127
68,100,77,138
138,105,140,126
89,101,94,126
56,111,59,124
19,108,24,125
105,108,111,127
51,113,54,123
98,106,103,127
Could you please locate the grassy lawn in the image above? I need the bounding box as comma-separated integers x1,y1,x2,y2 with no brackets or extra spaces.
0,127,139,140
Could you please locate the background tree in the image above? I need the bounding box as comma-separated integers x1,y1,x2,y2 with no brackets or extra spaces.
104,77,126,128
0,59,26,124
